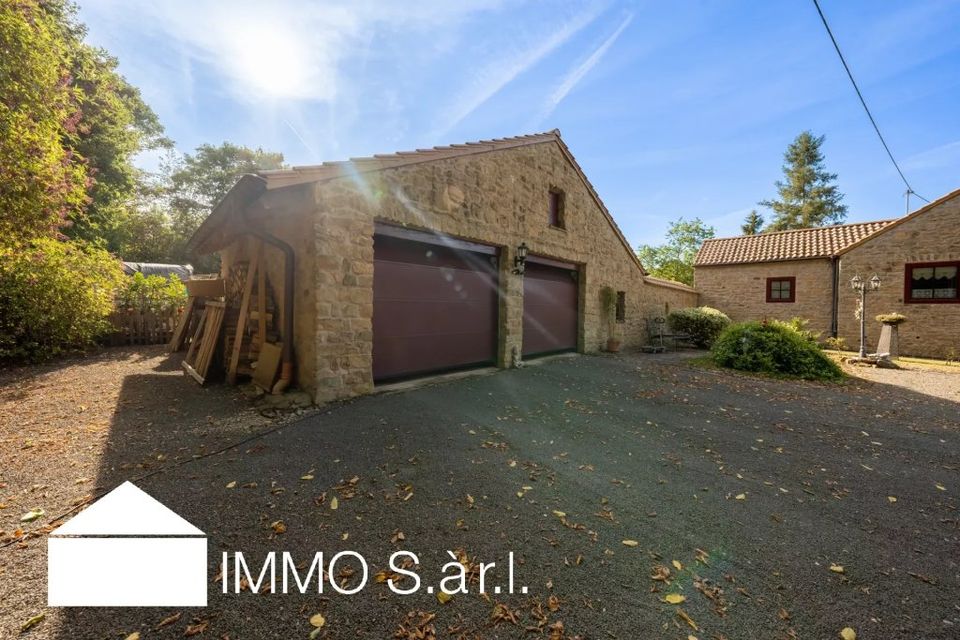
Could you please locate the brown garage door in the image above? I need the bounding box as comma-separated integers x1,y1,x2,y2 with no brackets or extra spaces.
373,230,499,382
522,259,578,357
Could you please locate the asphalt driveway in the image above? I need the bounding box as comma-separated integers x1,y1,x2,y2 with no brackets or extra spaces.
3,351,959,639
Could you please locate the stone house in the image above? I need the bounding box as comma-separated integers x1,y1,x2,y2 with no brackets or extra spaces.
188,130,698,403
694,188,960,358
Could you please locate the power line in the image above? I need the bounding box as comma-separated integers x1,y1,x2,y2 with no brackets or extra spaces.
811,0,929,207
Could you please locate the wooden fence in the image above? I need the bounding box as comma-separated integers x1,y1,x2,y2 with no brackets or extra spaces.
107,307,183,346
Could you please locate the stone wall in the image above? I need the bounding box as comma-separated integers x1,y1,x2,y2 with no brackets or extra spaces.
838,195,960,358
308,141,698,402
695,258,835,335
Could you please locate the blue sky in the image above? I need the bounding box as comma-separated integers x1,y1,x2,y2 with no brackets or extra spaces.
77,0,960,246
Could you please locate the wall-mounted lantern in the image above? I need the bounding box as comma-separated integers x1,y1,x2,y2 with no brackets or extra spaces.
513,242,529,275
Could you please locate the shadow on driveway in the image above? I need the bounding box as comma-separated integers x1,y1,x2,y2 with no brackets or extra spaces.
43,352,960,638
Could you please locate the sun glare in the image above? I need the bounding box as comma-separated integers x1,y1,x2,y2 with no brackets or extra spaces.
228,22,324,100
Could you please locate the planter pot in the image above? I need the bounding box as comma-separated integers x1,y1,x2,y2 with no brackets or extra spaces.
606,339,622,353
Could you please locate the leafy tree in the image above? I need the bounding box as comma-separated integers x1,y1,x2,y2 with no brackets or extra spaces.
45,0,172,249
637,217,715,286
759,131,847,231
164,143,285,269
741,210,764,235
1,0,170,249
0,0,88,239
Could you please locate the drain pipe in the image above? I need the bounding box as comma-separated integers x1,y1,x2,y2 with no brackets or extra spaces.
830,255,839,338
241,211,295,394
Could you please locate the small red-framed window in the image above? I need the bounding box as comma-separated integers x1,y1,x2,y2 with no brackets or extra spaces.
766,276,796,303
904,261,959,303
548,189,565,228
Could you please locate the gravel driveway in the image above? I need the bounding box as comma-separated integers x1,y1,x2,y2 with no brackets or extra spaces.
2,349,958,639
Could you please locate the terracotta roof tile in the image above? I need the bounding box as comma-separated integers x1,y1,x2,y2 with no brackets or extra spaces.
695,220,896,266
257,131,562,188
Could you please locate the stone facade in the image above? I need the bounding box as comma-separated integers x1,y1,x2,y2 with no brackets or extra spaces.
837,195,960,359
695,258,835,336
213,138,698,403
694,191,960,359
306,142,698,402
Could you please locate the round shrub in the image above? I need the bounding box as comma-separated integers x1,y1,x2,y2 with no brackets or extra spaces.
668,306,731,348
711,320,843,381
0,237,125,363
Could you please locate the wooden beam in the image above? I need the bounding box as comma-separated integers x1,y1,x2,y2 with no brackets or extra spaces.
257,240,266,346
227,249,260,384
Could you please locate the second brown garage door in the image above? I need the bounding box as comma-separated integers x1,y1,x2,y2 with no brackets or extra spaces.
373,229,499,382
522,259,579,357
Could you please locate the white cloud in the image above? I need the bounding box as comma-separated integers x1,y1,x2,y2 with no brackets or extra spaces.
82,0,507,104
902,139,960,171
536,13,633,123
432,4,606,138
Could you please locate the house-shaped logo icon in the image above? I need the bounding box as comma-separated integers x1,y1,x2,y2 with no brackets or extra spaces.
48,481,207,607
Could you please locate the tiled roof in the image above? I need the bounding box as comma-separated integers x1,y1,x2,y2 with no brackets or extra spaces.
695,220,896,266
191,130,658,277
257,131,563,188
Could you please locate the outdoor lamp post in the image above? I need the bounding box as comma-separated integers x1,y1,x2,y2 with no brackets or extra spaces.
851,274,882,358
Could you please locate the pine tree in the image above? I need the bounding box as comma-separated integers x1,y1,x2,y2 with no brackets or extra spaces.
741,210,764,235
759,131,847,231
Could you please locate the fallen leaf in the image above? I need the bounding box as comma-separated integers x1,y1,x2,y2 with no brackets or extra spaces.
184,620,208,636
663,593,686,604
330,497,338,510
672,560,683,571
840,627,856,640
271,520,287,534
225,481,236,489
436,591,452,604
156,612,181,629
20,509,44,523
124,633,140,640
677,608,699,631
21,613,45,632
830,564,844,574
936,484,946,491
622,539,639,547
301,474,315,481
735,494,746,501
309,613,326,628
552,510,566,518
887,496,897,503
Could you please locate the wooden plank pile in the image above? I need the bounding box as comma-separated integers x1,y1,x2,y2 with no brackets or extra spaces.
170,240,282,388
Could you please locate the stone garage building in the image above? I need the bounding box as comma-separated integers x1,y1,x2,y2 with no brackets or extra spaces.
188,131,698,403
694,187,960,358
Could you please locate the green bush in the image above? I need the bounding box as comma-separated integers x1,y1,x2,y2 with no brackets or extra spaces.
116,272,187,313
773,317,821,343
668,306,731,347
0,237,125,363
711,320,843,381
